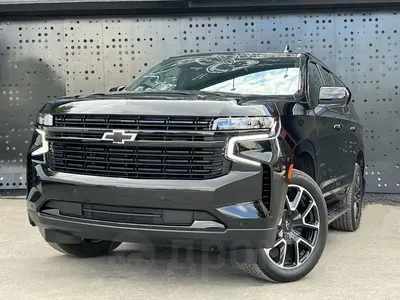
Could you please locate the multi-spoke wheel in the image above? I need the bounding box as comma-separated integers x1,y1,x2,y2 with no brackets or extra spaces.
332,163,364,232
237,169,328,282
353,170,363,223
266,185,320,269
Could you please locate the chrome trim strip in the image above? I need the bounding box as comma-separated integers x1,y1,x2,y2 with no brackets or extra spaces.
322,183,351,198
190,221,225,230
47,136,102,141
320,174,347,190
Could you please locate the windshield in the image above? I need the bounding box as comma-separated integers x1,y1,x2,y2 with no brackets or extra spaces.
125,54,301,96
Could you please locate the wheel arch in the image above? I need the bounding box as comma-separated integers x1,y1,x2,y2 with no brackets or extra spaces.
356,151,364,171
356,151,365,196
293,140,318,182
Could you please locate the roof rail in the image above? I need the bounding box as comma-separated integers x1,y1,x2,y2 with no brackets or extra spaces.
283,45,292,53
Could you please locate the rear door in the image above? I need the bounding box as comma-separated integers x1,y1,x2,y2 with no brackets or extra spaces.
332,73,361,178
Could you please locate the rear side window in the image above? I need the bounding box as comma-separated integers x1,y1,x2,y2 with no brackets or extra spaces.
320,67,335,86
333,74,345,87
308,62,323,106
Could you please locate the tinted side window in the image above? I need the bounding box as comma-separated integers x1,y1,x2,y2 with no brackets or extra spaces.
308,62,323,106
320,67,335,86
333,74,344,87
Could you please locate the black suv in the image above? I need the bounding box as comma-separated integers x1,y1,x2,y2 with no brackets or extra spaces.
27,51,365,282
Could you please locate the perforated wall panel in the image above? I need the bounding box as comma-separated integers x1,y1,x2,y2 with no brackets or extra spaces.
0,12,399,193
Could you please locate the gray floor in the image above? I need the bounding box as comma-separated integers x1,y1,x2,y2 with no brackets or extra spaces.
1,199,399,300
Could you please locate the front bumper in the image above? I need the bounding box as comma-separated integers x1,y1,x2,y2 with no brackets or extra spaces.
27,163,288,251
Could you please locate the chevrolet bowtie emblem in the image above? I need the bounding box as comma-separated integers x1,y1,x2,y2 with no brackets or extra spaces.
101,130,137,144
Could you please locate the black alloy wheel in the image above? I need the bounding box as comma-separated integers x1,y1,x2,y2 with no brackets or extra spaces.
266,184,320,269
237,169,328,282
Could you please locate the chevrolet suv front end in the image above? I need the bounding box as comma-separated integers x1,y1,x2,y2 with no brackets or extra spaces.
27,93,290,250
27,52,363,282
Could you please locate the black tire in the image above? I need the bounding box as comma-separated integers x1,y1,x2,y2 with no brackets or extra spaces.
295,155,315,179
39,228,121,258
237,169,328,282
331,163,363,232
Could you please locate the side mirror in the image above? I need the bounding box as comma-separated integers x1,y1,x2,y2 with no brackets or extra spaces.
109,85,126,92
319,86,350,106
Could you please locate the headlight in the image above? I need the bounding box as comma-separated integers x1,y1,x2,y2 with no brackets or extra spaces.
225,118,281,167
37,113,53,126
212,117,275,131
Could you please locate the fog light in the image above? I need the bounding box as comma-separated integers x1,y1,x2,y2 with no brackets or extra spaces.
217,201,267,219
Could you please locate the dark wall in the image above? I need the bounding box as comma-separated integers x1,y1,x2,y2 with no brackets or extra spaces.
0,10,399,193
2,0,400,16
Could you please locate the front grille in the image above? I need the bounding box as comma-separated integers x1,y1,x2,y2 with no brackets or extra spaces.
54,115,214,131
48,142,231,180
27,160,34,192
262,165,272,210
80,204,165,225
51,131,227,142
52,132,104,139
41,200,219,226
49,114,231,180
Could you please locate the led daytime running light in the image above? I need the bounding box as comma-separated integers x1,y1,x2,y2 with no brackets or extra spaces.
225,119,281,166
31,129,49,156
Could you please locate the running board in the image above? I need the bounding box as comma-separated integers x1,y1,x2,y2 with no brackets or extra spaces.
327,202,351,224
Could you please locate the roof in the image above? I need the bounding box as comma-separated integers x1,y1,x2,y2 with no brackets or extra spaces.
168,51,306,60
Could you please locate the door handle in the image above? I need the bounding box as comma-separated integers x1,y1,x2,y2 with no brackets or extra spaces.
350,126,357,132
333,124,343,130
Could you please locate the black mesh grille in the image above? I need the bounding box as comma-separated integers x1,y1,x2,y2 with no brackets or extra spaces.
48,142,231,180
51,131,227,142
26,160,34,192
40,200,219,226
262,165,272,210
53,115,215,131
81,204,165,225
52,132,104,139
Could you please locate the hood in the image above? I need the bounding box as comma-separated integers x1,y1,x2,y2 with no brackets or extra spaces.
42,91,301,117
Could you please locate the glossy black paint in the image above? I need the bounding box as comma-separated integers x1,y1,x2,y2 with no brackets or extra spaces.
26,51,364,251
27,156,287,249
44,94,281,117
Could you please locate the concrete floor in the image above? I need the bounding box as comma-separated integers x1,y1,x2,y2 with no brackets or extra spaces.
0,199,399,300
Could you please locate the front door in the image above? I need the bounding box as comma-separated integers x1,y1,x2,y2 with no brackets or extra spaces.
307,61,348,195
